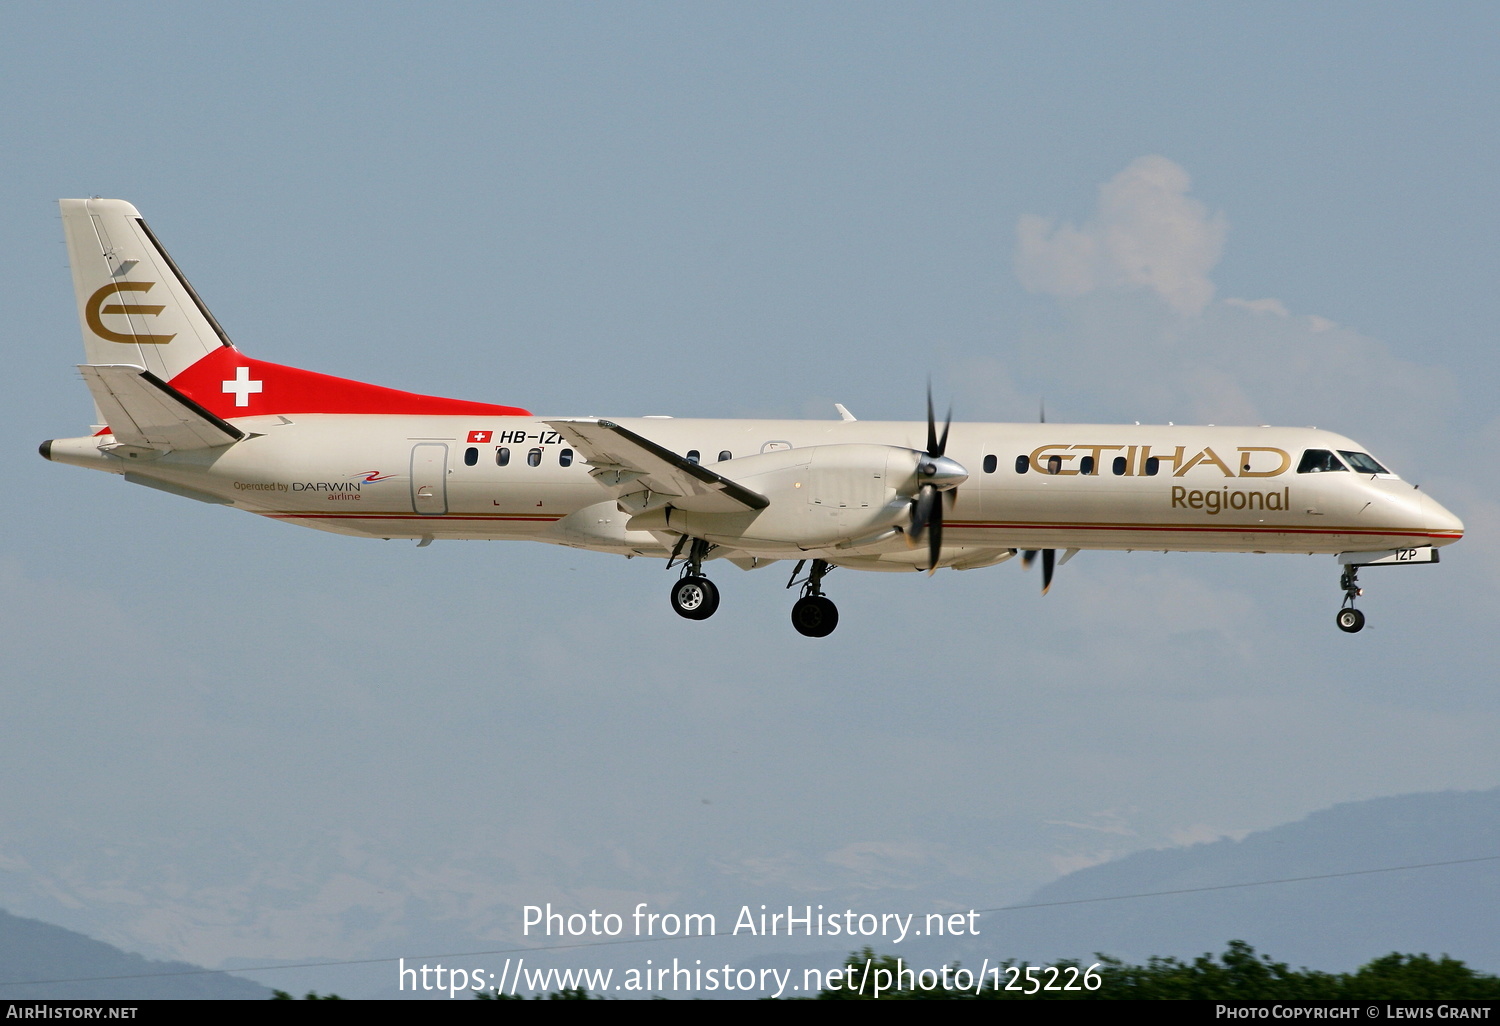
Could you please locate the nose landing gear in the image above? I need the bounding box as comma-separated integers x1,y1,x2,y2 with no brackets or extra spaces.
1336,565,1365,633
788,558,838,637
1333,547,1444,633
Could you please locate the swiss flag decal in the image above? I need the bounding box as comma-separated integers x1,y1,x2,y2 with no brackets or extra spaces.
467,430,493,443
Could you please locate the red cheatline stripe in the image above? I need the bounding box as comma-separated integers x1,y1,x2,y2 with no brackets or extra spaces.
262,513,562,523
256,512,1458,539
949,520,1460,540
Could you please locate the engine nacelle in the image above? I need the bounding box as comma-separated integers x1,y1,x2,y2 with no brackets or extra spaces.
627,443,927,548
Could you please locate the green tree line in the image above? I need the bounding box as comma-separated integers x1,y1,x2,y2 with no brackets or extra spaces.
816,941,1500,1000
274,942,1500,1000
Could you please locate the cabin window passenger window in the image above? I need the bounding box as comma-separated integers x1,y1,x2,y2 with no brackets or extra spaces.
496,447,510,467
1079,456,1095,476
527,448,543,467
1338,450,1389,475
983,454,997,474
718,450,733,462
464,447,478,466
1144,457,1160,476
686,450,700,464
1014,455,1030,474
559,448,573,468
1297,449,1347,474
1112,456,1127,476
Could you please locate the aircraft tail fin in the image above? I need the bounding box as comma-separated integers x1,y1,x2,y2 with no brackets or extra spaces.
60,199,533,423
61,198,232,386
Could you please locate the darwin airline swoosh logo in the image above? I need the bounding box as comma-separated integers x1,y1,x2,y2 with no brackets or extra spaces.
85,282,176,345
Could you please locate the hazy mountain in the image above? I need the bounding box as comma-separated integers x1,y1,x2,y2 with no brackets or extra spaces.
0,908,270,1000
3,788,1494,999
959,788,1500,973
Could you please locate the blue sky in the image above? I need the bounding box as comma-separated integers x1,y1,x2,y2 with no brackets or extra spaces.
2,1,1497,995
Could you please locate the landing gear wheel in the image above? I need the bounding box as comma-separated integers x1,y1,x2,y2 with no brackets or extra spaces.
791,595,839,637
671,576,719,620
1336,564,1366,633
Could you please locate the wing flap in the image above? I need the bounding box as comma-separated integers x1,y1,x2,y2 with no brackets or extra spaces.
545,419,769,513
80,364,245,451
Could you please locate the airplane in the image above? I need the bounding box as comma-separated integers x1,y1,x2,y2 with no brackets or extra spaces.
40,199,1465,637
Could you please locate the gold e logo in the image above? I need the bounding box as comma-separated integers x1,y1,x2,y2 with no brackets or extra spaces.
85,281,176,345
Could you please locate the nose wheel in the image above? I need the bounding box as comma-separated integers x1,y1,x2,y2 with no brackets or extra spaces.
1337,566,1365,633
787,559,839,637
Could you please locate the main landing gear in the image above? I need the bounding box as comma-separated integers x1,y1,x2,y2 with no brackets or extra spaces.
787,558,838,638
669,538,720,621
663,540,840,637
671,574,719,620
1336,565,1366,634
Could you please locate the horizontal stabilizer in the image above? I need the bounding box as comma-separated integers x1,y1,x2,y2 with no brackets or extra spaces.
80,364,245,451
545,419,769,514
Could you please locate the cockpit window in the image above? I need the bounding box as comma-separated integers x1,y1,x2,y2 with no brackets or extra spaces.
1338,450,1390,476
1297,449,1348,474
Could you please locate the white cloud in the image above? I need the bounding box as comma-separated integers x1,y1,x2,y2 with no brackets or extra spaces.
1008,157,1461,465
1224,297,1290,317
1015,155,1227,316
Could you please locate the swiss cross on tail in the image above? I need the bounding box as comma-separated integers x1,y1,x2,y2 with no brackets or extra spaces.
222,366,263,407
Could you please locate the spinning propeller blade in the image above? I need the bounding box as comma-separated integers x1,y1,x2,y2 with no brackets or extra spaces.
909,387,964,574
1023,548,1057,594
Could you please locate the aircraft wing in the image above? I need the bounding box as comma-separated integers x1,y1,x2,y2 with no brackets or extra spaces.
544,418,769,514
80,364,246,451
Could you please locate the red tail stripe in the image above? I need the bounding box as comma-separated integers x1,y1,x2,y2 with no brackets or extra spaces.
164,347,531,419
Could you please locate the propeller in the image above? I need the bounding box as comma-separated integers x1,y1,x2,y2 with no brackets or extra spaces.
1022,398,1056,594
1022,548,1056,595
906,388,967,573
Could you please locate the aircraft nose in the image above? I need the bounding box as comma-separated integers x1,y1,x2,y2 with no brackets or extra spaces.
1420,492,1464,543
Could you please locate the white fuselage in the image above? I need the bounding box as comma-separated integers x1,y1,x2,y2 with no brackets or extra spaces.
44,414,1465,572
